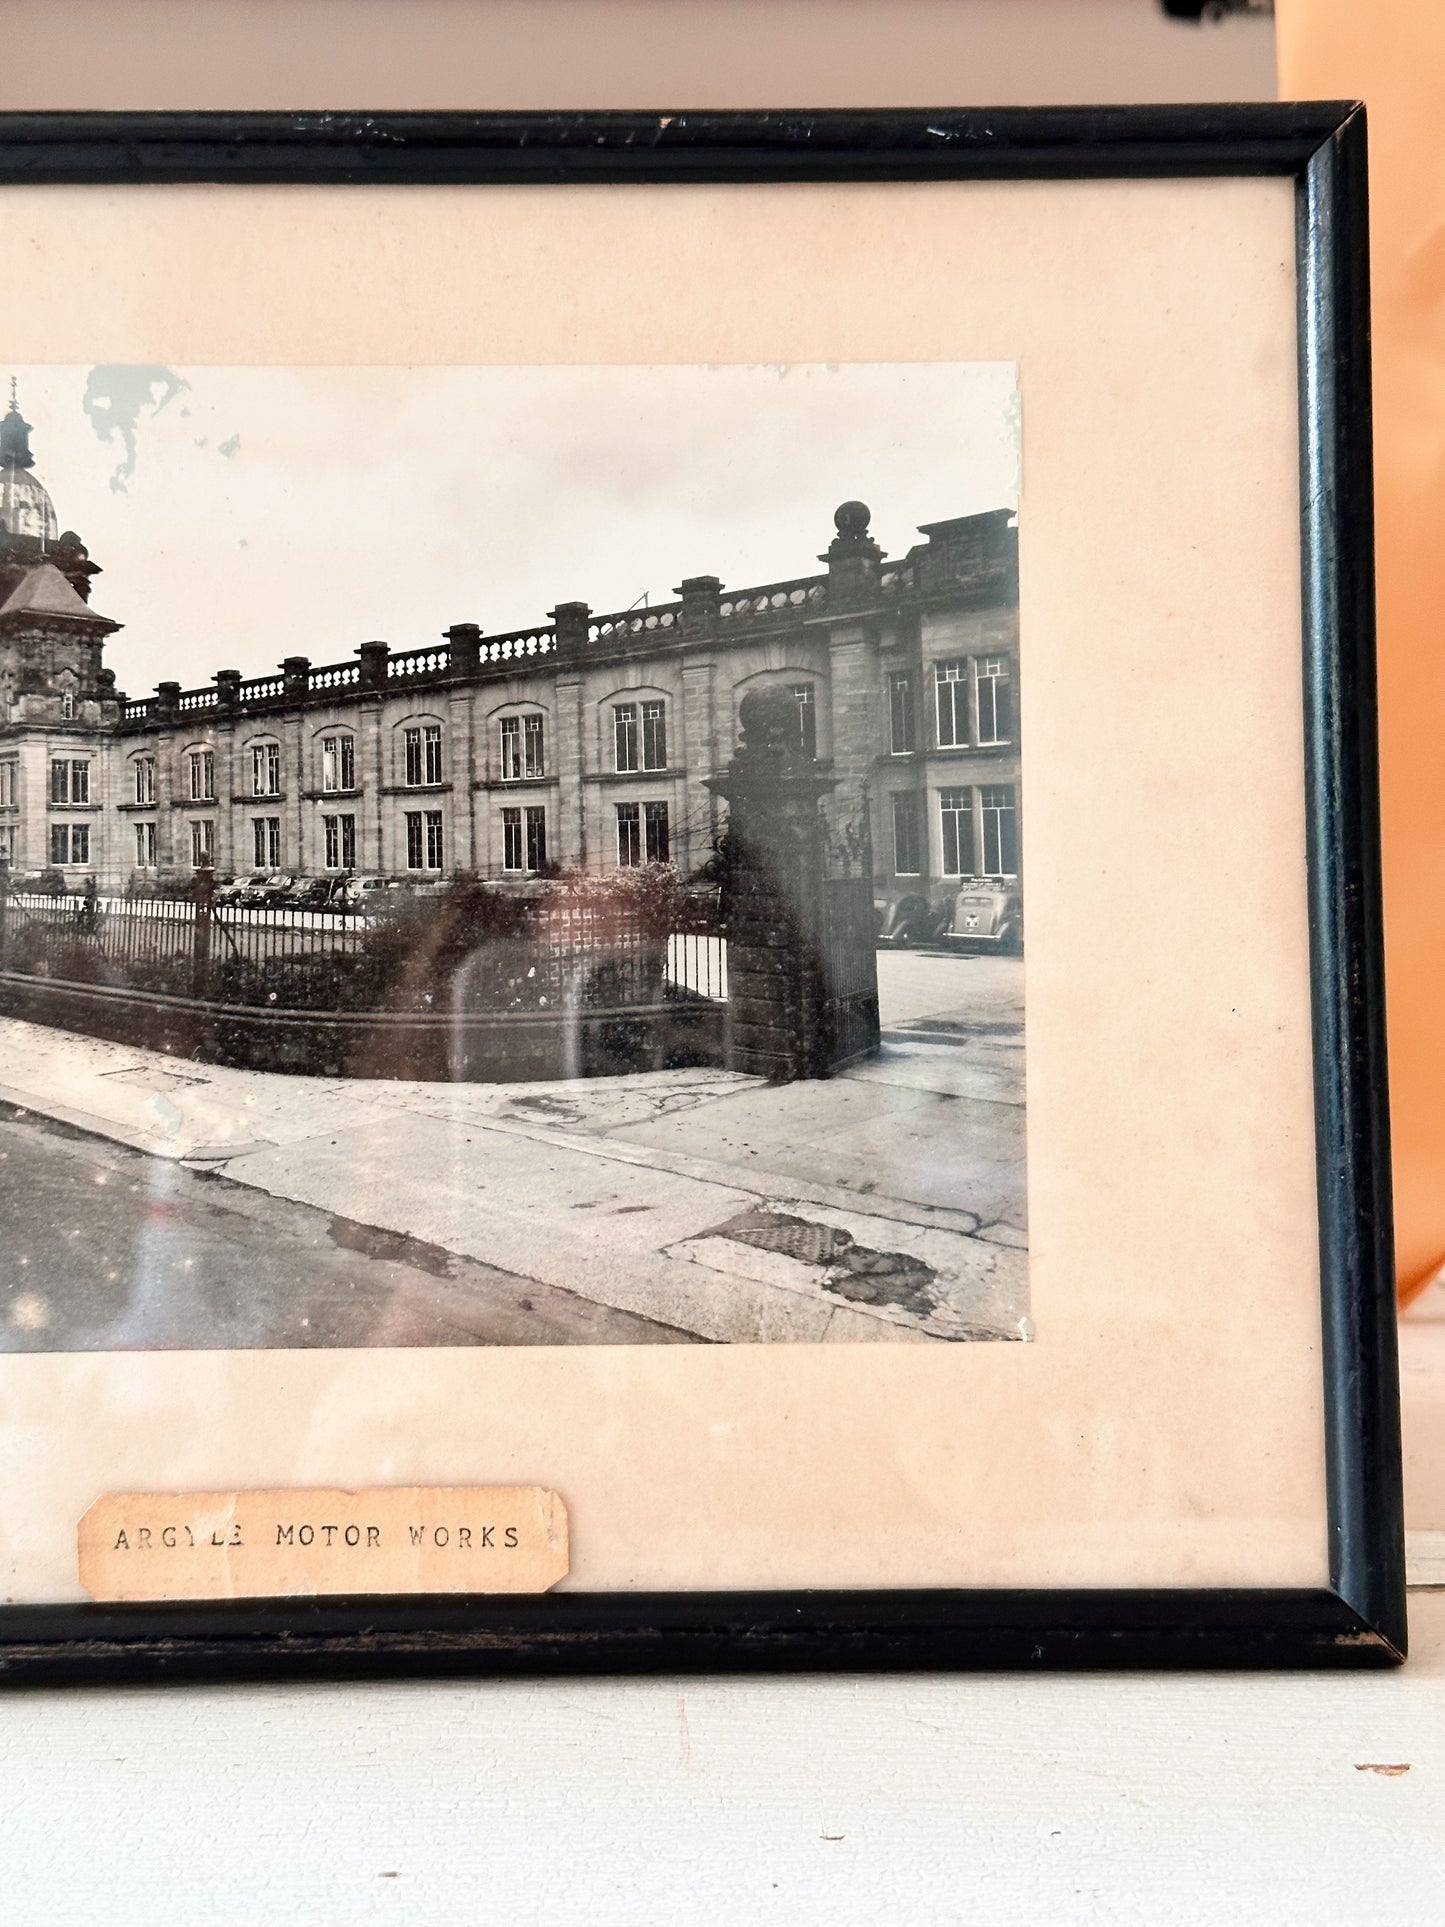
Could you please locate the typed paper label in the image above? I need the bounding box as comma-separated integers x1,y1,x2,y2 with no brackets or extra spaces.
78,1485,568,1601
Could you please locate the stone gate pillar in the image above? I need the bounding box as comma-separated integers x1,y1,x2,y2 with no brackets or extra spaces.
706,686,843,1083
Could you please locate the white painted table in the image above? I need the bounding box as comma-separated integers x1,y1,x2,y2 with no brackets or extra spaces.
0,1589,1439,1925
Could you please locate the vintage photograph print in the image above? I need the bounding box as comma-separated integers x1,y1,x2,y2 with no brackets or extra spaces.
0,360,1025,1351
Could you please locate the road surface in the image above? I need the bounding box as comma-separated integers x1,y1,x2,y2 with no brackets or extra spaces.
0,1103,695,1350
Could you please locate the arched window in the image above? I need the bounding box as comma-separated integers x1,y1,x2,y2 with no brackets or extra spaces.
182,743,215,802
496,707,546,782
606,691,668,773
245,736,282,798
318,729,357,793
396,716,444,788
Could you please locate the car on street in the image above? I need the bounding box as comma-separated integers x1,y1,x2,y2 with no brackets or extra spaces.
942,878,1023,952
875,879,1023,952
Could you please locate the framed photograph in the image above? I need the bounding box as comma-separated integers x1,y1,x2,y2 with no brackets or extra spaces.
0,105,1402,1680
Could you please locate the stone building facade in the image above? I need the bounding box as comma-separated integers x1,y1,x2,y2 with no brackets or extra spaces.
0,393,1021,903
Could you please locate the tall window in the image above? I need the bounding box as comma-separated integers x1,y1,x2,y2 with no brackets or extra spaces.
188,749,214,801
499,716,521,782
888,673,915,755
940,788,974,877
644,800,670,864
935,660,970,748
613,703,638,773
51,760,89,804
189,819,214,867
251,742,280,797
134,756,156,805
0,826,13,864
499,715,545,782
323,814,356,870
502,808,523,872
405,810,443,870
404,724,442,786
616,801,641,867
641,700,667,772
976,658,1013,746
321,735,354,793
50,823,89,864
0,759,16,809
252,817,281,868
892,794,921,876
502,807,547,873
791,683,817,760
60,691,75,720
980,785,1018,875
135,822,157,868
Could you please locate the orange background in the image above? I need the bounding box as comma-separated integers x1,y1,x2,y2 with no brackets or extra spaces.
1279,0,1445,1301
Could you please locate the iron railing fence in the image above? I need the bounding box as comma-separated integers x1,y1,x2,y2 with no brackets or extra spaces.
0,877,730,1018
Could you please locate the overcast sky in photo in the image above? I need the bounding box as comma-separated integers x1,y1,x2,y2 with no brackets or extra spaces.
10,363,1020,697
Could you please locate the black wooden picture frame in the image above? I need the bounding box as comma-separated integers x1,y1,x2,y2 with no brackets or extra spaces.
0,104,1402,1682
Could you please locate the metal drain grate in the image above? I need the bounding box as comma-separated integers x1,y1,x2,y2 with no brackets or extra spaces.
715,1210,851,1267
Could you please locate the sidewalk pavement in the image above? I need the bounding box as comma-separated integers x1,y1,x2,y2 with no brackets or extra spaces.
0,952,1028,1345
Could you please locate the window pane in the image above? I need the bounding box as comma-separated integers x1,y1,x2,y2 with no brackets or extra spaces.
616,801,640,866
267,819,281,868
424,725,442,785
341,816,356,868
339,738,354,790
888,674,914,755
644,800,669,864
642,701,666,771
935,661,968,748
49,824,68,864
500,717,520,781
405,728,421,787
940,787,973,876
253,819,266,867
790,684,816,759
406,812,423,869
71,825,89,864
426,811,443,870
50,761,67,805
324,815,339,868
892,794,920,875
614,705,638,773
980,785,1017,874
524,714,545,779
502,807,522,871
322,739,337,791
525,806,546,872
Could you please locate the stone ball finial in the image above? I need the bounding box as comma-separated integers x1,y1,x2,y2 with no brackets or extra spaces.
834,500,871,537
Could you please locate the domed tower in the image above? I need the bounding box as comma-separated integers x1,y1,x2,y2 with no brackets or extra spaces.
0,387,59,544
0,383,121,883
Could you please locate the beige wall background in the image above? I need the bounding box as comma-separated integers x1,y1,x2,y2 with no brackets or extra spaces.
0,0,1275,111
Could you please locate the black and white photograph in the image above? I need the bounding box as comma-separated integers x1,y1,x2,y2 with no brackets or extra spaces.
0,360,1025,1349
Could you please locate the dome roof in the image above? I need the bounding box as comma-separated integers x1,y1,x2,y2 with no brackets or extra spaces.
0,388,58,542
0,466,58,543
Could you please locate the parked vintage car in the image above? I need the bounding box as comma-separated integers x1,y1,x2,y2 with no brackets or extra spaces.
875,891,950,947
942,877,1023,952
875,879,1023,952
341,874,398,915
282,875,350,911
